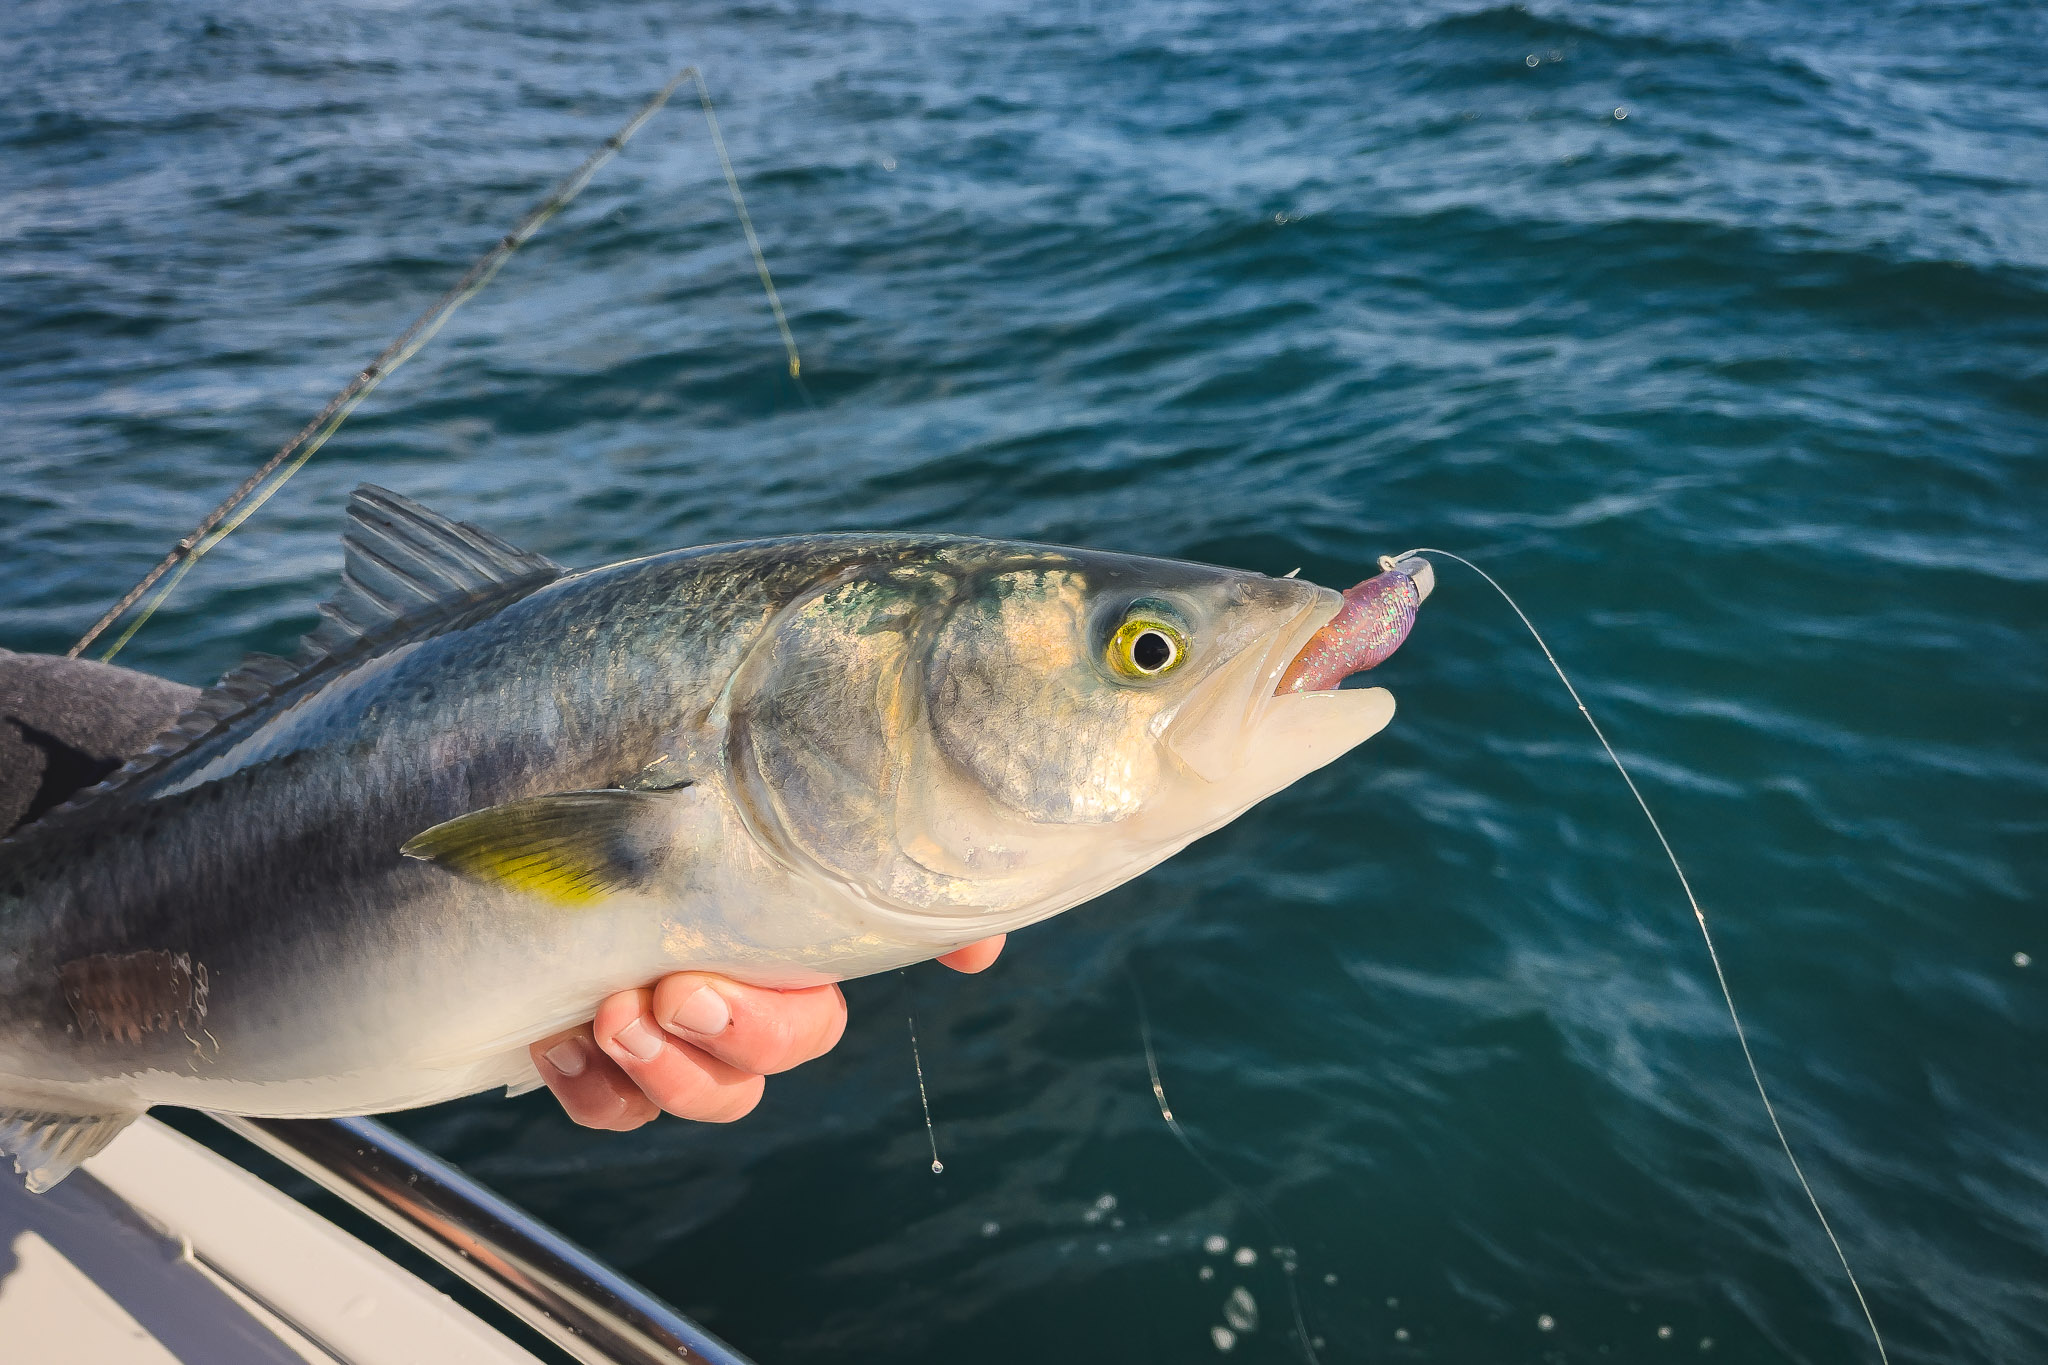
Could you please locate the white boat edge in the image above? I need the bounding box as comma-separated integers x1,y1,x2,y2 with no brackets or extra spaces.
0,1115,542,1365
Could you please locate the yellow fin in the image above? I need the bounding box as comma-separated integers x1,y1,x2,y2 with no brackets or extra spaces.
401,789,679,906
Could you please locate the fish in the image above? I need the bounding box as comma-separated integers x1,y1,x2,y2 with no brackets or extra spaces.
0,485,1426,1191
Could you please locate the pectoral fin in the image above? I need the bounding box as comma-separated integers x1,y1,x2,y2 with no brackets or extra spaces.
1,1106,138,1192
401,788,686,906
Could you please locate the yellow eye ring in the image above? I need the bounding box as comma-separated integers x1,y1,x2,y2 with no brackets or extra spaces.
1108,617,1187,679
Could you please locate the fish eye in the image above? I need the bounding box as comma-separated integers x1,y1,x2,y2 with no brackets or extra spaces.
1108,615,1187,679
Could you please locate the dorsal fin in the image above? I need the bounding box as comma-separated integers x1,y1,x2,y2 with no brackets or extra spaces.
20,487,562,830
306,484,561,658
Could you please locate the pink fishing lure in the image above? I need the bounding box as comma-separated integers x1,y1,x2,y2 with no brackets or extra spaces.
1276,557,1433,694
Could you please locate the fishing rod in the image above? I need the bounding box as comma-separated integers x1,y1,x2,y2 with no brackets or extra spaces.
72,65,799,663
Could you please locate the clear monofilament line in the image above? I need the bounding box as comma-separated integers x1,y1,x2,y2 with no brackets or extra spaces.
1389,547,1888,1365
1131,973,1322,1365
901,970,943,1175
690,70,811,406
77,64,815,661
73,65,700,662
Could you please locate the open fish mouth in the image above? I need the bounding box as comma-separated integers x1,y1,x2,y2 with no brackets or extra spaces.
1162,556,1431,787
1276,555,1434,695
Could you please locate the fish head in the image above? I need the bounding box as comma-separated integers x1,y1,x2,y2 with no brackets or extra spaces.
723,543,1397,944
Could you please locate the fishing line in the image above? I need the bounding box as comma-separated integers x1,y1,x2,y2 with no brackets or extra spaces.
689,70,813,408
1130,971,1322,1365
901,969,944,1175
74,66,696,660
1387,546,1888,1365
79,64,811,659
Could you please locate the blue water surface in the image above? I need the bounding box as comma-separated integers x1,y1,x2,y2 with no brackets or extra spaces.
4,1,2045,1361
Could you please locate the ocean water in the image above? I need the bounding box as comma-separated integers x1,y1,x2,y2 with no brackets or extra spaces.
4,1,2045,1361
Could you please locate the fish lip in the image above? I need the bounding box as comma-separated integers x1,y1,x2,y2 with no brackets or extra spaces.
1162,587,1342,782
1257,590,1345,705
1213,589,1342,729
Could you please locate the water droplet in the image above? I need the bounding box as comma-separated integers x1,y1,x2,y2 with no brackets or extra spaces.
1548,49,1564,62
1233,1246,1258,1266
980,1220,1000,1237
1210,1325,1237,1353
1224,1286,1260,1333
1526,53,1541,67
1386,1297,1400,1309
1094,1193,1118,1212
1614,106,1630,120
1200,1265,1216,1281
1658,1325,1674,1340
1204,1234,1229,1255
1538,1314,1556,1332
1394,1327,1410,1342
930,1159,944,1174
2016,951,2032,967
1323,1273,1338,1286
1699,1339,1715,1353
881,156,897,171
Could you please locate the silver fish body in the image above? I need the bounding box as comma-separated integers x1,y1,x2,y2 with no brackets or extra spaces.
0,489,1401,1188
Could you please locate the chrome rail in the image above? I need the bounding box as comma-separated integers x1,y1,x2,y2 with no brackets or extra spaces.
211,1113,756,1365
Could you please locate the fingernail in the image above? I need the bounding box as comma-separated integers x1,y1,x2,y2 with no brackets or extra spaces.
669,985,731,1038
544,1039,588,1078
614,1017,666,1061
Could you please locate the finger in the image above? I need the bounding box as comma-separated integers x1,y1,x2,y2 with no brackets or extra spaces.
592,987,766,1123
937,934,1005,974
530,1025,660,1131
650,974,847,1077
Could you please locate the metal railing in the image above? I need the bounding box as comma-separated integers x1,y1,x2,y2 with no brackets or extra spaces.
212,1113,756,1365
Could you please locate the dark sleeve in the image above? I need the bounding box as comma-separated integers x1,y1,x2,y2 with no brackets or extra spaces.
0,650,200,836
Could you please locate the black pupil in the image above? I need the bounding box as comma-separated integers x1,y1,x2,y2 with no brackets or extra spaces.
1132,630,1173,672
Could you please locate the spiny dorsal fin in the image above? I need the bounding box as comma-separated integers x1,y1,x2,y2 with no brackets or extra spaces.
22,488,562,830
306,484,561,658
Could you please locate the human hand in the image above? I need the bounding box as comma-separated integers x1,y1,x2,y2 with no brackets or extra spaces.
529,936,1007,1130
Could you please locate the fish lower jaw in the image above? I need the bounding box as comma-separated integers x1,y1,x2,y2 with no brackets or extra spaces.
1163,594,1340,783
1234,685,1397,798
845,688,1395,955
